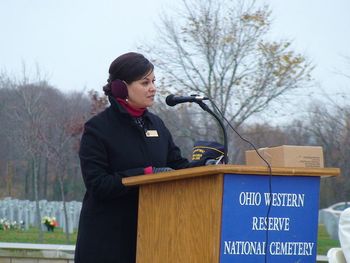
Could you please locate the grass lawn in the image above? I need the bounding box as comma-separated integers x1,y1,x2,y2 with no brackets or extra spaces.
0,224,340,255
317,224,340,255
0,227,77,245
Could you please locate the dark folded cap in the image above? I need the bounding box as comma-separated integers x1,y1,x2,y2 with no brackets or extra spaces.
192,140,224,162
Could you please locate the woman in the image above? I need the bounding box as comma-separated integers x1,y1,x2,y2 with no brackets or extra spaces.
75,52,200,263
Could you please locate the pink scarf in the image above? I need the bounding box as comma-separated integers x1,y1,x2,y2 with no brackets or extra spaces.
116,98,145,117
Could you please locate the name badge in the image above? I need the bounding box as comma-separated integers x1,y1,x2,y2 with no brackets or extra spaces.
145,130,159,137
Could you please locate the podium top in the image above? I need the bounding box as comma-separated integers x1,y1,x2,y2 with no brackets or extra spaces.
122,164,340,186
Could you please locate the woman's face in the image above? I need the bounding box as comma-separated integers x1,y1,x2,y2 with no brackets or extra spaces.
126,70,156,108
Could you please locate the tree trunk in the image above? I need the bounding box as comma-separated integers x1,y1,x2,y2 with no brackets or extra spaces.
33,157,43,242
31,159,35,201
43,157,48,199
59,172,70,243
24,160,30,199
6,161,13,197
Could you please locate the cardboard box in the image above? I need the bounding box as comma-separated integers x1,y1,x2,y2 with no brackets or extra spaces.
245,145,324,168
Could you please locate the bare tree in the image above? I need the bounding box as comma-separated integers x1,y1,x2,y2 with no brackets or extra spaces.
143,0,313,131
306,102,350,206
152,101,207,158
9,82,50,242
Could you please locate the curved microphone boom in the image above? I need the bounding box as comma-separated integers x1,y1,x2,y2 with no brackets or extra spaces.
165,94,209,107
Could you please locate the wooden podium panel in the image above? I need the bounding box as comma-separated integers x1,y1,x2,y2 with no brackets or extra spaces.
136,174,224,263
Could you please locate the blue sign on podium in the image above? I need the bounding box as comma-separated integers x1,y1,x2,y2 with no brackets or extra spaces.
220,174,320,263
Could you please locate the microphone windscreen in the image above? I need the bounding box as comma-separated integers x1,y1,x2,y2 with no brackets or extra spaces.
165,94,176,106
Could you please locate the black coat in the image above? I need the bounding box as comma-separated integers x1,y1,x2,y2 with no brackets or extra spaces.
75,97,192,263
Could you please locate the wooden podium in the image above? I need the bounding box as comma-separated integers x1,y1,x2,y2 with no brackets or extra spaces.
122,165,339,263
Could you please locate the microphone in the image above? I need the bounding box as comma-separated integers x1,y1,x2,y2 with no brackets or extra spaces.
165,94,209,107
166,93,228,164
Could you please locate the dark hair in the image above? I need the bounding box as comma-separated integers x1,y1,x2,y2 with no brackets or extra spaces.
103,52,154,96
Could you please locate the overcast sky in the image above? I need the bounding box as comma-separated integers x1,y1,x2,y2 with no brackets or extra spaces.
1,0,349,102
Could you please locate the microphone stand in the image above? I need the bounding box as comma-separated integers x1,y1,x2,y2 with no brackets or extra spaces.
196,101,228,164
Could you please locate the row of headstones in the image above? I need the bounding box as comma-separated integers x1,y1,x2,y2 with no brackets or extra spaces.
0,197,82,233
